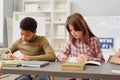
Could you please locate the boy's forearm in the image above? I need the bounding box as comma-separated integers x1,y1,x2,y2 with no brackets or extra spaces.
28,53,56,61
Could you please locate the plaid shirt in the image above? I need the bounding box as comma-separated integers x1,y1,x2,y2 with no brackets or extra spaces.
57,37,105,63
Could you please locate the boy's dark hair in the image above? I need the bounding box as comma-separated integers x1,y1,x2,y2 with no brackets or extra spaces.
20,17,37,32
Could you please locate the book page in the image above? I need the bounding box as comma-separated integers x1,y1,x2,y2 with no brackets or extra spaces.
68,57,101,66
67,57,77,62
85,61,101,66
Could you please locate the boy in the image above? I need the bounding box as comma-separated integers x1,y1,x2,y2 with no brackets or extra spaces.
1,17,56,80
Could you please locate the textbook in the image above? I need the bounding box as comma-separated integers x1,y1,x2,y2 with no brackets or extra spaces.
61,61,86,71
21,61,49,67
61,60,101,71
3,60,22,67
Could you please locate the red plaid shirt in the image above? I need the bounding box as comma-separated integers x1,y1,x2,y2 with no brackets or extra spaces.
57,37,105,63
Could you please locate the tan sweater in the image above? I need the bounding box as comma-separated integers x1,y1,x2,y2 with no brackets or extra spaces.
1,35,56,61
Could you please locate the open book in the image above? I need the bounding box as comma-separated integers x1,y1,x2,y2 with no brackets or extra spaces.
85,60,101,66
67,57,101,66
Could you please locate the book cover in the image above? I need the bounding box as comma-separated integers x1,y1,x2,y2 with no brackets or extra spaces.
61,62,86,71
85,61,101,66
21,61,49,67
3,60,22,67
111,67,120,73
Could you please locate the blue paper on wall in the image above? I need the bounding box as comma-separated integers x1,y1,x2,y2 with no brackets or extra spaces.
99,38,114,49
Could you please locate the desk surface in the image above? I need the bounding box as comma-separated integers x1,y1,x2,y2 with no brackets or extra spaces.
2,62,120,80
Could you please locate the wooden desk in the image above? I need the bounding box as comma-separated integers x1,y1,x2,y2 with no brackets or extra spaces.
2,62,120,80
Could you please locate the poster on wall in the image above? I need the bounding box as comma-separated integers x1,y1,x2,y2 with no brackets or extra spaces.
99,38,114,49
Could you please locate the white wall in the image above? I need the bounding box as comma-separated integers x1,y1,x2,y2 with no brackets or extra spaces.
70,0,120,16
0,0,3,46
14,0,120,16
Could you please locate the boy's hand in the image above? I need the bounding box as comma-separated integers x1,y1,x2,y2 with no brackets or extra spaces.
7,54,15,60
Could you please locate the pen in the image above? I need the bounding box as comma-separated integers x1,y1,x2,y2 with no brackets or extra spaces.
8,49,13,55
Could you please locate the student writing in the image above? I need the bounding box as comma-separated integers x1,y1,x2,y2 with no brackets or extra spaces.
1,17,55,80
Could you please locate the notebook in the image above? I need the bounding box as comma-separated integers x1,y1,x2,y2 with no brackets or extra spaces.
21,61,49,67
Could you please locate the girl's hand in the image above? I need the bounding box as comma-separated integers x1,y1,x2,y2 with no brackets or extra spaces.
7,54,15,60
77,54,88,62
61,54,68,63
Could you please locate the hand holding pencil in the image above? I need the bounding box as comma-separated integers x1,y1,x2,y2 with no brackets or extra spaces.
7,49,15,60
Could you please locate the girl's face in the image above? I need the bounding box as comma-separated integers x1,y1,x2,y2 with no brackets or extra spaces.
20,29,36,42
69,24,83,40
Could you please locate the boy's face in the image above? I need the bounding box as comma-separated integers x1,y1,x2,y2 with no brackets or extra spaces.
20,29,36,42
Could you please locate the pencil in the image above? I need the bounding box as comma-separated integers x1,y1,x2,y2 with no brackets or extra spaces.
8,49,13,55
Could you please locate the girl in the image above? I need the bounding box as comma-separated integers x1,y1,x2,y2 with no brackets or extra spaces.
57,13,105,80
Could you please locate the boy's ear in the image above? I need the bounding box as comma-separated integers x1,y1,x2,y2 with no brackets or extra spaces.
34,30,37,33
